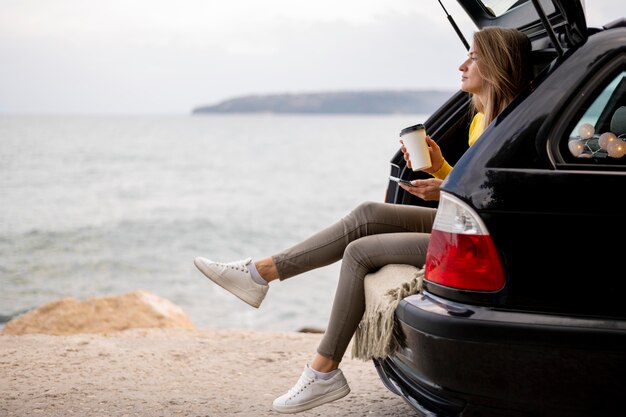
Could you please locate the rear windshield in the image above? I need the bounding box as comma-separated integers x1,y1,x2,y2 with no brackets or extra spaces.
479,0,542,17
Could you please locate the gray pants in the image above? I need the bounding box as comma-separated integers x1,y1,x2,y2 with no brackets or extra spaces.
272,201,436,362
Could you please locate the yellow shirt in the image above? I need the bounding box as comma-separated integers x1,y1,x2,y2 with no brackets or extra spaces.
431,112,484,180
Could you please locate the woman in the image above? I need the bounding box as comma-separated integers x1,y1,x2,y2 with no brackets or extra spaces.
194,27,532,414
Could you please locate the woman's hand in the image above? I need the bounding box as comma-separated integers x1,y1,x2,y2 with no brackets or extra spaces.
422,136,445,174
399,178,443,201
400,135,444,173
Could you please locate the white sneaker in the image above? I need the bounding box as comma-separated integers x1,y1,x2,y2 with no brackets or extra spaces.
193,257,268,308
272,365,350,414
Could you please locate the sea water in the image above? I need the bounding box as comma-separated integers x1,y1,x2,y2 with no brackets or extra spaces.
0,113,428,332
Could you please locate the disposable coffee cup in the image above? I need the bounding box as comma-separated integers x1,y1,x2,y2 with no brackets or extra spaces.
400,124,431,171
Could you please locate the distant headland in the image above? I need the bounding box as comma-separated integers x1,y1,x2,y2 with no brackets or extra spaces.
191,90,456,115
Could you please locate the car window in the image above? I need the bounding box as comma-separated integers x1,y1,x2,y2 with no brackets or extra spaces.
565,71,626,166
476,0,555,18
479,0,528,16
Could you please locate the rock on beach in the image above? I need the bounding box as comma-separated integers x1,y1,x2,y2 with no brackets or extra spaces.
2,290,196,336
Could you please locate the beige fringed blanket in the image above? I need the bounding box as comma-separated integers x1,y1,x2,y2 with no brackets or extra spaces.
351,264,424,361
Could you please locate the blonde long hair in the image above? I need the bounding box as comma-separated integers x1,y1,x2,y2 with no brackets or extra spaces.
471,27,532,132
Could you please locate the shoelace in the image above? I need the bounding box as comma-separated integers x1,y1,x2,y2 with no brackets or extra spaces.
228,264,247,272
287,373,315,399
217,262,248,273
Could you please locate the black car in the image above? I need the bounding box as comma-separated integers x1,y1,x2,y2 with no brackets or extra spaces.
376,1,626,416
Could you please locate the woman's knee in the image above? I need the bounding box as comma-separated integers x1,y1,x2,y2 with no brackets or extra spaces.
343,240,375,278
350,201,386,223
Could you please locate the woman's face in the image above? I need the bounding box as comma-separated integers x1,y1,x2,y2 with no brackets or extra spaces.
459,44,484,95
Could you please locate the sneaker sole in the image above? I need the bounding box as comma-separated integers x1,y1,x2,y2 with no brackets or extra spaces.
272,383,350,414
193,257,263,308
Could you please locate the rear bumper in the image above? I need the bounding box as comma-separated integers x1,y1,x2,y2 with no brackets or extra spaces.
374,356,465,417
376,291,626,417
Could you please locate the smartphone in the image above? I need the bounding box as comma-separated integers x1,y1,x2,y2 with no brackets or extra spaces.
388,176,413,186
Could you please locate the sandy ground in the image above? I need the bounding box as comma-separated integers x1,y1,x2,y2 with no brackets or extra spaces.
0,328,416,417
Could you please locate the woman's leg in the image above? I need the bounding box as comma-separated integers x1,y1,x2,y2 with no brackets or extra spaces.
272,232,431,413
316,232,431,362
194,201,435,308
270,201,436,280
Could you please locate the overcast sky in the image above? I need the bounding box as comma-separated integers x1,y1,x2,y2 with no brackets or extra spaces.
0,0,622,115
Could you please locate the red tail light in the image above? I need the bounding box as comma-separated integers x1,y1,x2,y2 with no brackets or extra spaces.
425,193,505,291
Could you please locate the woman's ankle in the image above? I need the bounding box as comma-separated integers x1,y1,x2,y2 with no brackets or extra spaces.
255,257,279,282
310,353,339,373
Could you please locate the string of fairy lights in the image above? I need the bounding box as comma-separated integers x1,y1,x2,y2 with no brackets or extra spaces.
568,122,626,159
